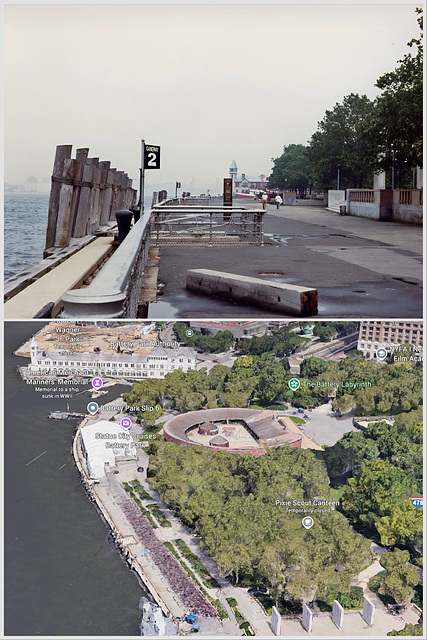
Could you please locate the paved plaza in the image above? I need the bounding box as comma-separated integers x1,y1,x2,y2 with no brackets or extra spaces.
154,202,422,318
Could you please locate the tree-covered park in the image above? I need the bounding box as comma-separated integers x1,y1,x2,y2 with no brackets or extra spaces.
124,335,422,614
296,349,423,414
123,352,293,423
147,442,373,607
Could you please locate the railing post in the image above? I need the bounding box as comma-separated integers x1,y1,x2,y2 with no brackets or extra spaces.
209,212,213,247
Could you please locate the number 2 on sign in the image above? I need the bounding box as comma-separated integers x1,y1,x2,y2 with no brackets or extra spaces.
147,152,157,166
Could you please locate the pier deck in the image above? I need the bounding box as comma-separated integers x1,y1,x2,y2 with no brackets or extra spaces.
152,201,422,318
4,237,114,319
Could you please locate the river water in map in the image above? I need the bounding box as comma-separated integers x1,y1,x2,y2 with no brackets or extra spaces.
4,322,148,636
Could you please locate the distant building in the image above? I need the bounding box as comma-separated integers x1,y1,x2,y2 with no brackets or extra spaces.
229,160,266,193
358,321,423,359
24,176,50,193
80,420,137,479
189,321,268,339
28,337,197,379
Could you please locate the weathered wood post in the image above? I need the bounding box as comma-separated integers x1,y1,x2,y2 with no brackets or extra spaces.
97,160,111,226
54,158,76,247
100,167,116,225
87,159,101,234
43,145,138,254
44,144,72,255
109,171,122,221
69,148,89,240
73,160,94,237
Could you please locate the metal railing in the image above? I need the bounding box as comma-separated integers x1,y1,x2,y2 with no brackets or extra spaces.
59,198,265,317
60,210,153,318
152,200,265,246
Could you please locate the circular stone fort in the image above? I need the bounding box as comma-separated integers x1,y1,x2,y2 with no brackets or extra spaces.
163,408,302,457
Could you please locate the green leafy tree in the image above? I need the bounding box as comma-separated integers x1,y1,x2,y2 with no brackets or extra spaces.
379,549,419,605
141,404,164,426
268,144,311,196
308,93,376,190
376,502,423,547
332,394,356,416
388,623,423,636
300,357,328,379
341,459,415,529
371,8,423,184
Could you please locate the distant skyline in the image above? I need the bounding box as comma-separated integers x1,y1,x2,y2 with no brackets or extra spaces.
4,3,421,193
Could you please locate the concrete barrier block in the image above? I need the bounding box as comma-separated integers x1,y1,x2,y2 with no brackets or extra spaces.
362,596,375,625
271,606,281,635
186,269,318,316
332,600,344,630
302,603,313,633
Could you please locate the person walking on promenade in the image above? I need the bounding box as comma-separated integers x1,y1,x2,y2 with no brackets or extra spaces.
261,192,268,210
275,194,283,210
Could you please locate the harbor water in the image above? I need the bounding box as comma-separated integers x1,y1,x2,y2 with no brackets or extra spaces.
4,193,154,280
4,322,148,636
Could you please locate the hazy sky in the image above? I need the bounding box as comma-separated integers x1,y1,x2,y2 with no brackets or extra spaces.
4,2,421,191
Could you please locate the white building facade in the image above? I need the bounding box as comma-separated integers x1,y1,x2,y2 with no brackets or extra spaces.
80,420,137,478
28,338,197,379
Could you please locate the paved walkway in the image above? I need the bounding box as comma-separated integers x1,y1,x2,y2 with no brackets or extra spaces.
154,203,422,318
118,452,274,636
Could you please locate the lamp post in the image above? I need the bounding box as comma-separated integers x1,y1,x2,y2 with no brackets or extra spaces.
391,145,395,190
337,166,340,190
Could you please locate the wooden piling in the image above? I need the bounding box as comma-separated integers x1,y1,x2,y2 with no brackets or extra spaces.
54,158,76,247
44,145,72,253
44,144,137,249
69,148,89,240
73,160,94,238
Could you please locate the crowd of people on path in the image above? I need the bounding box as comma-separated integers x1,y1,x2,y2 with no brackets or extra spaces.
119,493,219,619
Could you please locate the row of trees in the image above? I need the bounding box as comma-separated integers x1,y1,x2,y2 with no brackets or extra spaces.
173,323,235,353
147,442,372,604
123,353,292,423
268,9,422,191
124,345,422,423
236,326,307,357
295,351,423,415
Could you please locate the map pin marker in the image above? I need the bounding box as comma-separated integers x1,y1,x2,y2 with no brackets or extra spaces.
302,516,314,530
376,348,387,361
92,377,103,389
121,417,132,430
87,402,99,415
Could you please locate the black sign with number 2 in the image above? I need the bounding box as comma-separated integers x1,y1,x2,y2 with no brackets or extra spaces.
144,144,161,169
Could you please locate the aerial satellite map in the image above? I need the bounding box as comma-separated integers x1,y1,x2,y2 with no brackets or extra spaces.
3,321,423,637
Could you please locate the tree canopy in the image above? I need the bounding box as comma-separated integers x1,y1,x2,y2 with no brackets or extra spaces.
268,144,311,196
147,442,372,603
371,8,423,179
379,549,419,605
308,93,376,190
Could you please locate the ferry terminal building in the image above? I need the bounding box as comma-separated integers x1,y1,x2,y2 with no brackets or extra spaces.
27,337,197,379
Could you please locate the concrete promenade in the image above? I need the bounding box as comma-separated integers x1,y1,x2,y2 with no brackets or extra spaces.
153,202,422,318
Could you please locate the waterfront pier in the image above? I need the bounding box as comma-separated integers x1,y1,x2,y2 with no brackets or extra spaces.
4,160,423,318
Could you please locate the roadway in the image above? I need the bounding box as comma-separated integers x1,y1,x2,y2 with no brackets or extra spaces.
153,202,422,318
289,333,358,373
